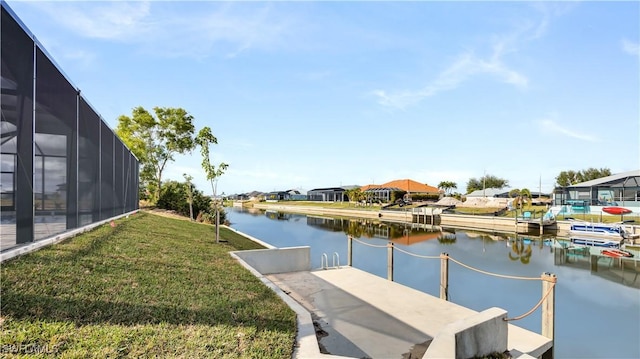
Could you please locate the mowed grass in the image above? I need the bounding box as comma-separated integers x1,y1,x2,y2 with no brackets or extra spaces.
0,212,296,358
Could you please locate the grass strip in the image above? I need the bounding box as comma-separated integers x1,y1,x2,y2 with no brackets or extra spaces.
0,212,296,358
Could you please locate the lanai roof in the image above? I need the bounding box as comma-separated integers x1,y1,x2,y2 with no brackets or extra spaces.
567,170,640,188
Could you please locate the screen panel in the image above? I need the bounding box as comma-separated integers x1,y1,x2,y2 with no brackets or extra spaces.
78,98,100,225
114,137,124,215
34,47,77,239
100,122,114,220
1,7,35,247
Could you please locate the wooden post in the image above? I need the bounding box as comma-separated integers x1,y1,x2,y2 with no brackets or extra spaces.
541,272,556,357
347,235,353,266
440,253,449,301
387,242,394,281
540,213,543,235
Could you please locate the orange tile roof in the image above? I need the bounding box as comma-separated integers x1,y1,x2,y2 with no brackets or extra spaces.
359,184,376,191
361,179,439,193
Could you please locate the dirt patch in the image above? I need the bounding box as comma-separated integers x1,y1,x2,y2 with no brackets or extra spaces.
142,208,191,221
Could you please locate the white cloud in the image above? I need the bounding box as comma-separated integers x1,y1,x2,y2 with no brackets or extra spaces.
373,46,528,109
61,49,97,69
372,3,576,110
621,39,640,56
25,2,291,60
537,118,598,142
30,1,153,40
299,70,333,81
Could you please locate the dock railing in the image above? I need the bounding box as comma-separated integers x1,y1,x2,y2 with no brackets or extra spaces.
346,235,556,348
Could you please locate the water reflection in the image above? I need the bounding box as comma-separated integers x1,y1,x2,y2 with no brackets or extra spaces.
254,208,640,288
305,215,442,245
227,207,640,358
553,243,640,289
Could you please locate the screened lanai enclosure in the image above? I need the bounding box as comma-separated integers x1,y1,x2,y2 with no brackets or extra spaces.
551,170,640,215
1,2,139,251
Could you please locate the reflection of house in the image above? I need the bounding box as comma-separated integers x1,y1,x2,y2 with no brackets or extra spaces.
361,179,439,202
391,231,440,245
552,170,640,213
307,186,359,202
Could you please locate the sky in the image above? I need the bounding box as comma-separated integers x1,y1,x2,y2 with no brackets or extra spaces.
5,0,639,196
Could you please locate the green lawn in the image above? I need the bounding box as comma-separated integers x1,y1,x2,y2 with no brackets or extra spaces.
0,212,296,358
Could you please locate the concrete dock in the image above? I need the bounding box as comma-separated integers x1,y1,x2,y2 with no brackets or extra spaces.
230,241,553,359
267,266,552,358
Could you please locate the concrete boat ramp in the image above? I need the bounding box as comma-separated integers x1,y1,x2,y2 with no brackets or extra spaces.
230,243,553,359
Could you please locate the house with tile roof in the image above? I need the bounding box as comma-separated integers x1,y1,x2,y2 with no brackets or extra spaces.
361,179,440,203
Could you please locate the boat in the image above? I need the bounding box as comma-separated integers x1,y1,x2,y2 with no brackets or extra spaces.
602,207,632,215
601,248,634,258
570,236,623,248
569,222,633,239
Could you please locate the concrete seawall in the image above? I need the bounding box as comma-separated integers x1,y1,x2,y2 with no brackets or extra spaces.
251,203,640,237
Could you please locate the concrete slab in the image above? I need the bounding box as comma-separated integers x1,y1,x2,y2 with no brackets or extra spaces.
268,267,552,359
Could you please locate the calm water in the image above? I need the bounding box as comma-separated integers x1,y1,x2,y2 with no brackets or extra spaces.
227,207,640,359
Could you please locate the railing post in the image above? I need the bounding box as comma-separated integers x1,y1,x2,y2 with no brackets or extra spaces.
347,235,353,266
387,242,394,281
541,272,556,357
440,252,449,301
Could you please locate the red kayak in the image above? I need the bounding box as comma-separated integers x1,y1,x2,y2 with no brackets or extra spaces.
602,207,632,215
601,249,634,258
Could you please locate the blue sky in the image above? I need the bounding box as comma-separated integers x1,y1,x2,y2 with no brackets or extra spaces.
7,1,639,195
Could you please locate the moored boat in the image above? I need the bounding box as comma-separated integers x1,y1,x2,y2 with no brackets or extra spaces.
569,222,634,239
601,248,634,258
602,206,632,215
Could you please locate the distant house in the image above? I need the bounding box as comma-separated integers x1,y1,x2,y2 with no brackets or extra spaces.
361,179,440,202
465,188,552,207
264,189,308,201
264,191,289,201
465,188,512,198
307,186,359,202
553,170,640,208
287,189,307,201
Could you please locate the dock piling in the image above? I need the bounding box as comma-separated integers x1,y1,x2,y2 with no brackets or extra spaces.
387,242,394,281
440,253,449,301
541,272,556,358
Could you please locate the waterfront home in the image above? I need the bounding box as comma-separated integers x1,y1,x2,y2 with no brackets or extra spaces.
552,170,640,215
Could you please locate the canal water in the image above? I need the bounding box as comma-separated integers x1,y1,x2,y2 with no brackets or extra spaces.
227,207,640,359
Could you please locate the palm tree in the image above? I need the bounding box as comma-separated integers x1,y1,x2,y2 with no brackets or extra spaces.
437,181,457,196
345,188,364,206
511,188,531,212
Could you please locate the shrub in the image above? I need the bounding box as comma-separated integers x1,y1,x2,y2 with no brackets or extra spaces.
157,180,214,219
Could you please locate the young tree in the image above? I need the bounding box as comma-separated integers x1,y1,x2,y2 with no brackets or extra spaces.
116,106,196,202
183,173,194,221
195,127,228,243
